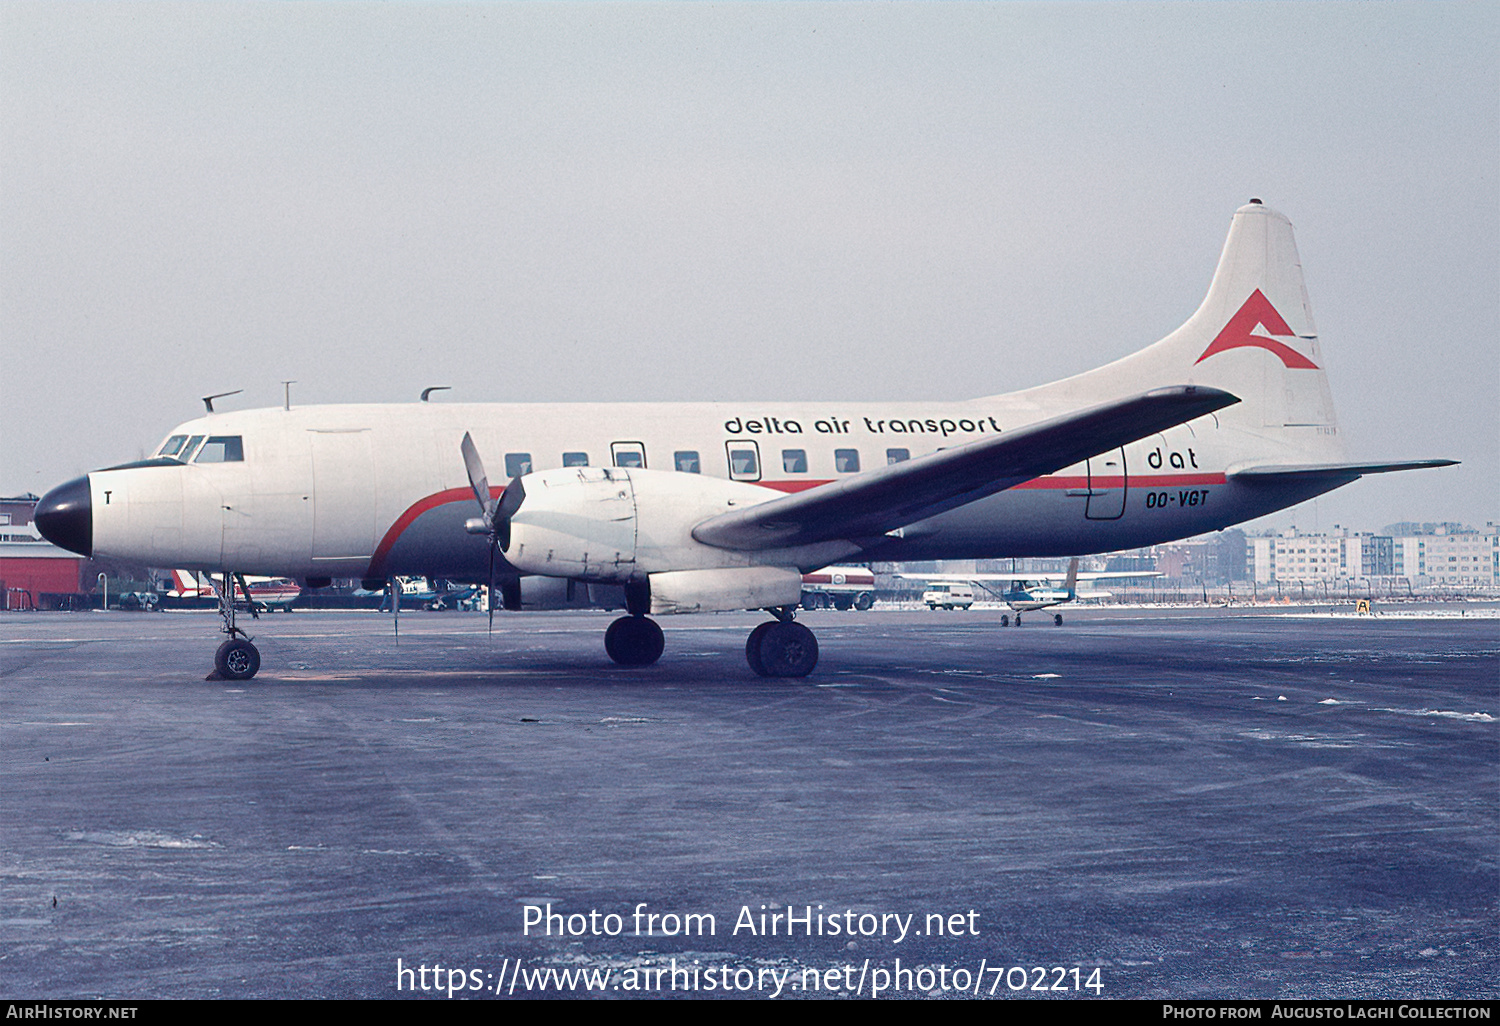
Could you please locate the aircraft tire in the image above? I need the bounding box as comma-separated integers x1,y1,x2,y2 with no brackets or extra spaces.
751,621,818,678
604,615,664,667
1054,613,1064,626
1000,614,1009,627
745,621,775,676
214,639,261,681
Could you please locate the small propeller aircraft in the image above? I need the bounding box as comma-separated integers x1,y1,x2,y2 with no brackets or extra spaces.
903,558,1160,626
164,570,301,612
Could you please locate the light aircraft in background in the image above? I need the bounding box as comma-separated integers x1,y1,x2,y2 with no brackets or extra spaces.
904,557,1160,625
34,201,1454,680
354,576,479,611
164,570,301,612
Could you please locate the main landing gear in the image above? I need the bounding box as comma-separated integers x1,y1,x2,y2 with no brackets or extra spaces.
600,601,820,678
745,608,818,678
999,612,1066,628
604,615,665,667
208,571,261,681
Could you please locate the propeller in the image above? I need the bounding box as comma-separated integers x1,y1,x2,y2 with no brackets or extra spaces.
460,432,525,632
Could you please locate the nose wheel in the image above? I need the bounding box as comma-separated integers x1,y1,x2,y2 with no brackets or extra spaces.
215,638,261,680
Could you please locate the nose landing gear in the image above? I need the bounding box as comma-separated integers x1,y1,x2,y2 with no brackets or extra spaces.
207,571,261,681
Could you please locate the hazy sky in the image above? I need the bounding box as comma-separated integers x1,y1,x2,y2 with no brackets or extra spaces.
3,2,1496,534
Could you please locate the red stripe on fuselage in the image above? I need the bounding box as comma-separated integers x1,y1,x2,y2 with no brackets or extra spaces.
368,485,500,577
1012,473,1226,489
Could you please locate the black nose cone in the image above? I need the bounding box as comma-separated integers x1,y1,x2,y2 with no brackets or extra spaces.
35,476,92,557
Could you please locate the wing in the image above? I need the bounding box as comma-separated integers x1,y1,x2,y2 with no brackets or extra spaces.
692,385,1239,551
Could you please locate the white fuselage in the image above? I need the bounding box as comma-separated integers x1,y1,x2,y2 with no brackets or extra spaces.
83,391,1328,583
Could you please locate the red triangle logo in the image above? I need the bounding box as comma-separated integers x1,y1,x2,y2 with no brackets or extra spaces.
1195,289,1319,369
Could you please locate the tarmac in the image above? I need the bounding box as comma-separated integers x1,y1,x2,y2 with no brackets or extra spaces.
2,605,1495,999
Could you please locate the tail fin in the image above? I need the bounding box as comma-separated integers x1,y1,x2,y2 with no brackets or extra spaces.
1062,556,1079,599
1027,201,1344,461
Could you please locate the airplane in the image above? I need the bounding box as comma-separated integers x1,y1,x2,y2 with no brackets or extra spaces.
32,200,1455,681
355,576,479,611
163,569,302,612
902,557,1161,625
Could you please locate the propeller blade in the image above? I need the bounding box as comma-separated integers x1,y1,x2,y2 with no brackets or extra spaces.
460,432,493,516
496,475,526,551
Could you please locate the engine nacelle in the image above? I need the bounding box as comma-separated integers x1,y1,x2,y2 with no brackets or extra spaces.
502,467,816,613
648,567,803,615
503,574,626,611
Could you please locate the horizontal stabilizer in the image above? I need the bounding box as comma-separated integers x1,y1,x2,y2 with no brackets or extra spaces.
692,385,1239,551
1229,460,1457,483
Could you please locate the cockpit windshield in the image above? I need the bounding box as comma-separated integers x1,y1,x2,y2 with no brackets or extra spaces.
155,433,242,463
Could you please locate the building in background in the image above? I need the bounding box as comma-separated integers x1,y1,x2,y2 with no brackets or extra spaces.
1248,523,1498,587
0,493,92,609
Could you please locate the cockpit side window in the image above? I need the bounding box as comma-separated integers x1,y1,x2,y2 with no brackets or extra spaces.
157,435,189,459
179,436,207,462
194,436,244,463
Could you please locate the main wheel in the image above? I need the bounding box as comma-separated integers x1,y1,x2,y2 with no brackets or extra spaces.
744,621,775,676
604,615,664,667
1000,614,1009,627
1054,613,1064,626
748,621,818,678
214,639,261,680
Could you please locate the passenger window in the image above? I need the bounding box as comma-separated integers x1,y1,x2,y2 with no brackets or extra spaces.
562,452,589,467
886,448,910,464
194,436,244,463
782,449,808,473
674,451,700,474
179,435,206,462
158,435,188,459
726,442,761,481
835,449,861,473
505,453,532,477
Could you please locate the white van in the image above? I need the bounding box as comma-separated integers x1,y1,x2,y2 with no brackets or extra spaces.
923,582,974,610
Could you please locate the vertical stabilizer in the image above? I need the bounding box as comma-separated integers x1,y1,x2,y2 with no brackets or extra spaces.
1026,201,1344,461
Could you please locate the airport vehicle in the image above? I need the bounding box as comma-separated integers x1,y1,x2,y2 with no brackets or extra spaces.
906,557,1160,625
33,201,1454,680
800,566,876,610
922,582,975,610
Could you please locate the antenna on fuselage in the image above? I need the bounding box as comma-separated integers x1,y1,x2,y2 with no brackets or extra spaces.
201,390,242,414
421,386,451,402
281,381,296,411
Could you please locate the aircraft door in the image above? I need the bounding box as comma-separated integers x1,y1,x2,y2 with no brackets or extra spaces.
1085,448,1127,520
611,441,647,469
725,440,761,482
310,428,377,564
